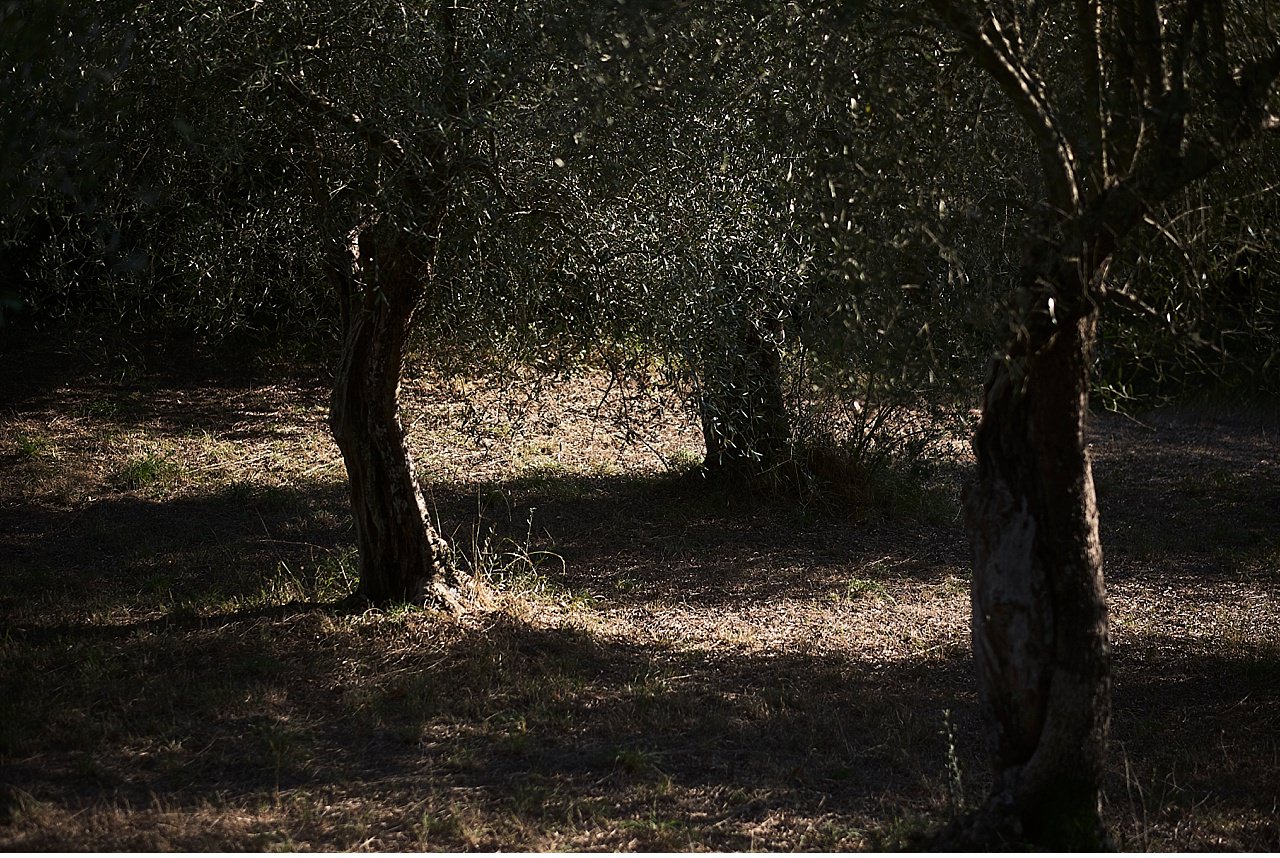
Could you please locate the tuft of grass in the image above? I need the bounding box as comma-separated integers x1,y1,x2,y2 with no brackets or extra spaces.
616,807,692,850
226,481,305,513
509,462,592,503
113,452,182,491
12,433,51,461
830,568,896,603
869,810,945,851
415,806,487,849
239,548,359,609
458,508,587,607
78,397,122,420
251,719,313,789
843,576,889,601
663,448,704,474
614,747,664,777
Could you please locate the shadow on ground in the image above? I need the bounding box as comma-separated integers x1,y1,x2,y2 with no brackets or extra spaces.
430,466,969,606
1091,411,1280,586
2,463,967,623
4,592,1277,850
1,596,981,850
2,357,1278,848
0,479,351,621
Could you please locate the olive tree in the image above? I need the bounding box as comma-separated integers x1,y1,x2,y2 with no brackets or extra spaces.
542,3,1005,487
11,0,569,607
921,0,1280,846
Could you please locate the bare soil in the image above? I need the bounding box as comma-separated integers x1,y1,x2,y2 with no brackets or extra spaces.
1,335,1277,851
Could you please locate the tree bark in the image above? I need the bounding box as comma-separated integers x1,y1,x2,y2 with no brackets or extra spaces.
918,3,1280,849
956,249,1110,849
699,313,794,482
328,236,474,609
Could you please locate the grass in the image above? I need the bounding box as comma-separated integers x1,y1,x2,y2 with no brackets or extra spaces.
1,347,1278,850
248,550,359,608
112,452,183,491
12,432,51,461
841,575,891,601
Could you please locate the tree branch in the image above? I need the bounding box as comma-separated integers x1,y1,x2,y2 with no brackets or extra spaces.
1076,0,1106,187
1133,0,1166,103
279,74,408,169
926,0,1079,212
1099,282,1228,359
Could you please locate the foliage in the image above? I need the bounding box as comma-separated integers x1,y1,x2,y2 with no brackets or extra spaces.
5,2,1274,419
1098,136,1280,405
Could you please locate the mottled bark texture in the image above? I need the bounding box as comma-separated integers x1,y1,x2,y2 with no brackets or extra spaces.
699,314,794,482
956,241,1110,849
328,235,474,609
920,1,1280,847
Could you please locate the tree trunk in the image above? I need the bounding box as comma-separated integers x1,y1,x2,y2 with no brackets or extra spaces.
957,257,1111,849
700,314,794,482
328,245,474,609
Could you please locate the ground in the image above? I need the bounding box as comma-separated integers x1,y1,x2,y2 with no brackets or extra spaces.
1,336,1277,850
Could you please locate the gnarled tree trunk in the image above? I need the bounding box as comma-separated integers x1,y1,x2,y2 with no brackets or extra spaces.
699,313,793,482
285,0,482,610
957,243,1110,849
922,0,1280,847
328,232,475,609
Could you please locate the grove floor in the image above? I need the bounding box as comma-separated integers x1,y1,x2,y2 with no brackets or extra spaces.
1,336,1277,850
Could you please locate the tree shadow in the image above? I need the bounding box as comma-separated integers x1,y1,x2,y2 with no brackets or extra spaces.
4,594,1277,850
0,478,352,620
1107,633,1280,846
0,603,984,850
429,466,969,609
1089,411,1279,586
3,458,968,624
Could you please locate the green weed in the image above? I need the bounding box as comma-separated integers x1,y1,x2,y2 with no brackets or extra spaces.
113,452,182,491
12,433,50,461
79,398,122,420
844,576,889,600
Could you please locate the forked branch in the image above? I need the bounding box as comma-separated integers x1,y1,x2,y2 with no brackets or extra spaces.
926,0,1080,211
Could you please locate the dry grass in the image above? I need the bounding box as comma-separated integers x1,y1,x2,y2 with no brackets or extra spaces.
1,337,1278,851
